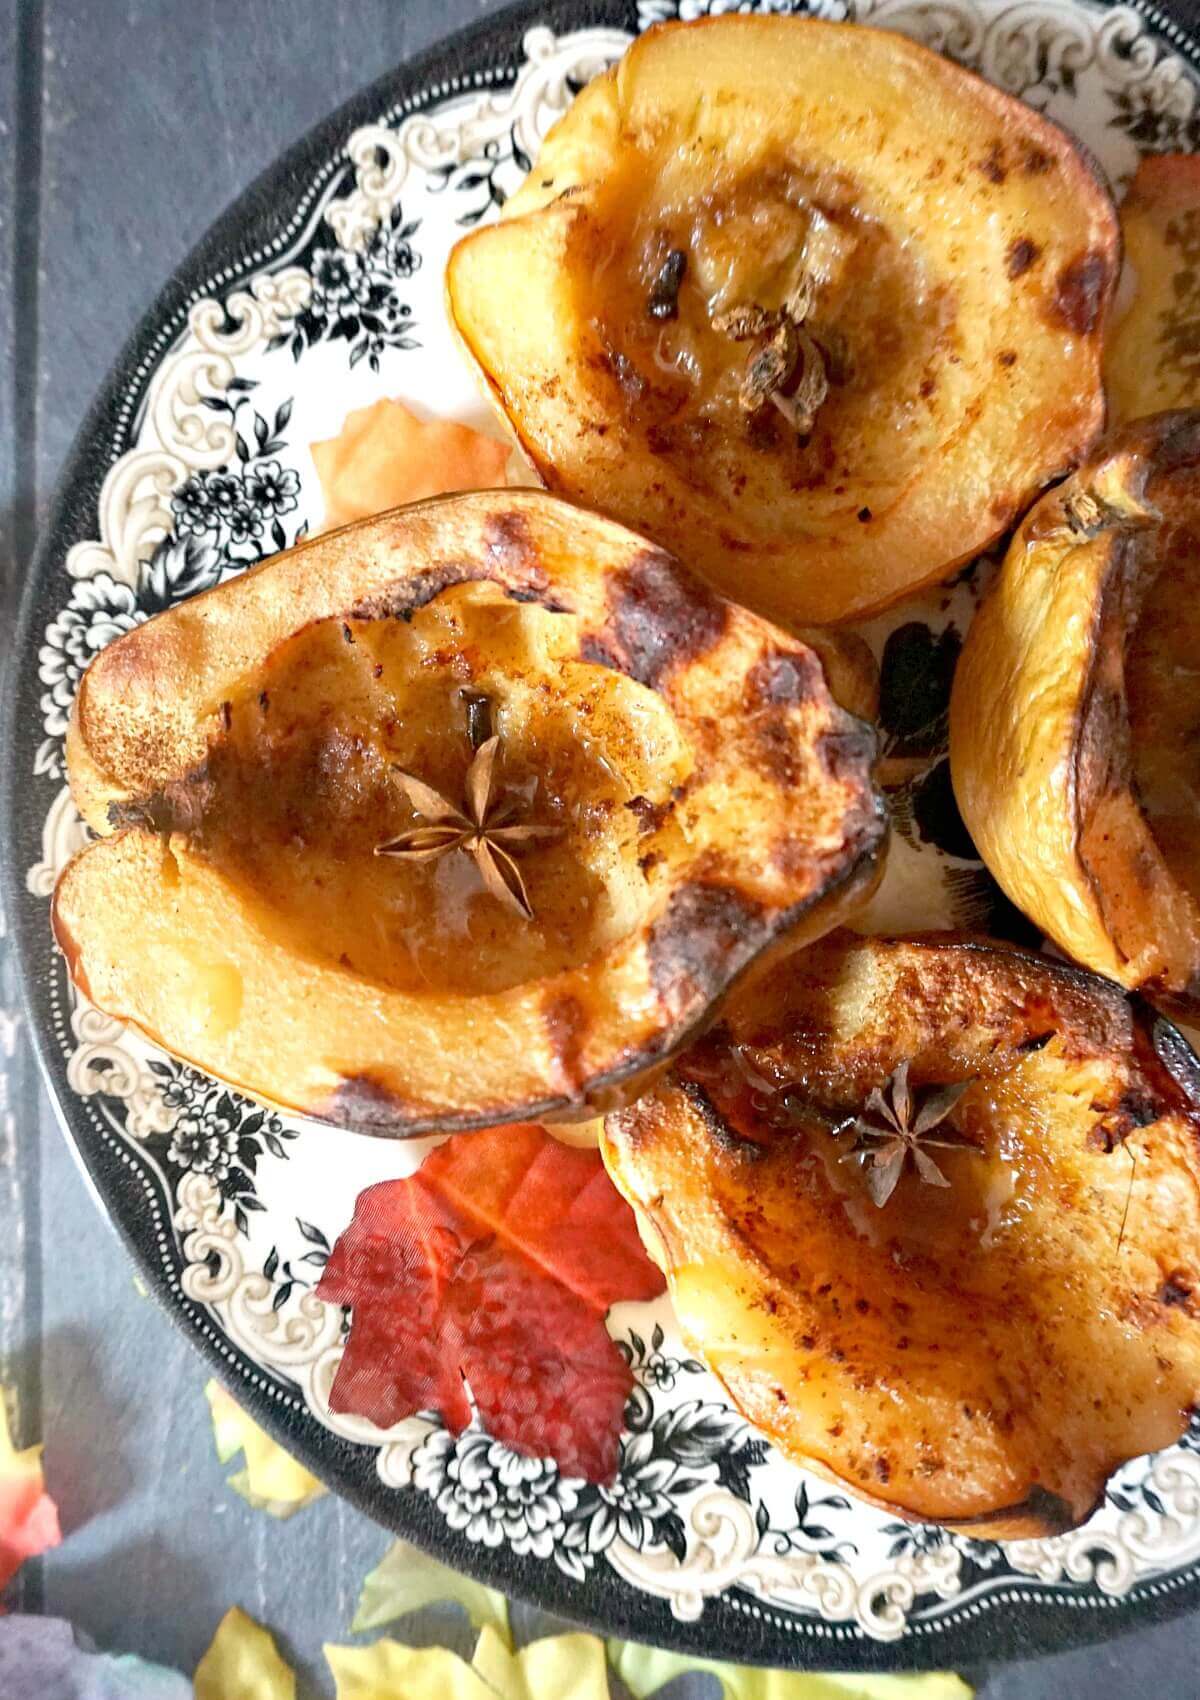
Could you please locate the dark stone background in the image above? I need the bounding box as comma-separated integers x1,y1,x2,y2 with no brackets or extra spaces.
0,1,1194,1692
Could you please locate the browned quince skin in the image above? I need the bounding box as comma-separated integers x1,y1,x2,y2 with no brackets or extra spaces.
603,932,1200,1535
951,411,1200,1019
447,15,1118,626
55,490,885,1136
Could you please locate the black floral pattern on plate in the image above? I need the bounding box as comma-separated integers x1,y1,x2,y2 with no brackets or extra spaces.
266,202,421,371
431,128,533,226
402,1324,858,1585
36,533,223,776
754,1478,857,1563
36,385,301,780
148,1057,299,1237
174,385,300,561
262,1219,332,1313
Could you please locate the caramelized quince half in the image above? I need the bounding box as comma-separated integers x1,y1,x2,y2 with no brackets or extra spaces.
55,490,884,1136
603,932,1200,1535
446,15,1118,626
1106,155,1200,424
951,411,1200,1018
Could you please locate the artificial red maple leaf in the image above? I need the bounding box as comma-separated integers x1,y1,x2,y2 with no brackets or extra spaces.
316,1124,666,1482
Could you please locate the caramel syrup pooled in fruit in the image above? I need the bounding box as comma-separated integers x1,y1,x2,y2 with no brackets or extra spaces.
1126,522,1200,906
681,1035,1032,1263
189,587,689,997
577,159,955,507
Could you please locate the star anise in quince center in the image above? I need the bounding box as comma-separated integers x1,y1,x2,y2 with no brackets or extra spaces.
376,734,558,920
841,1060,979,1208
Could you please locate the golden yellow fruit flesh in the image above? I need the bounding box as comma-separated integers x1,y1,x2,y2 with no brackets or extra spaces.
56,490,885,1135
447,15,1118,626
604,933,1200,1534
1107,155,1200,424
951,411,1200,1017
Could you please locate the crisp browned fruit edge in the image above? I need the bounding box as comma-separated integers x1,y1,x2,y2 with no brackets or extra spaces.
604,932,1200,1537
446,13,1121,627
54,489,887,1136
952,410,1200,1019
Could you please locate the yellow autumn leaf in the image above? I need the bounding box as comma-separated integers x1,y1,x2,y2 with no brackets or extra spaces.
353,1538,511,1646
472,1625,611,1700
608,1639,974,1700
195,1607,296,1700
326,1638,497,1700
205,1379,326,1518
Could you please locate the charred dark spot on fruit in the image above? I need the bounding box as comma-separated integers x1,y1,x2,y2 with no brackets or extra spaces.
998,349,1018,368
875,1455,891,1484
1016,1030,1053,1053
1159,1272,1195,1309
649,883,764,1021
979,143,1007,184
679,1077,765,1159
1006,237,1041,279
107,764,215,837
579,634,624,676
818,721,879,787
351,542,565,620
595,345,647,405
602,548,727,690
1024,146,1052,175
625,794,670,834
484,509,535,573
1118,1088,1160,1129
352,565,477,620
857,507,872,523
741,651,827,786
325,1073,415,1132
1050,252,1110,337
542,992,589,1092
745,650,824,709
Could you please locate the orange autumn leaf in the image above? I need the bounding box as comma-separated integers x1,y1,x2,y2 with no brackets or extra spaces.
312,397,510,531
316,1124,665,1482
0,1392,62,1593
1107,154,1200,423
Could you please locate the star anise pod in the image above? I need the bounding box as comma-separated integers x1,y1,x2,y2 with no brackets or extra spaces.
375,735,557,920
841,1061,978,1208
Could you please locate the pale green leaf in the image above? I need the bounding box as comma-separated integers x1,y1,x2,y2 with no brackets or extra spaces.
352,1538,511,1646
608,1638,974,1700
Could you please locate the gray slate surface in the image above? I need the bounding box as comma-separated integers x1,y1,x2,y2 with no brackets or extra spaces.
0,1,1196,1693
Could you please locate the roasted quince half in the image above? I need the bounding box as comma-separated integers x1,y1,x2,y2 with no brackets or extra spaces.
54,490,884,1136
1106,155,1200,424
446,15,1119,627
952,412,1200,1018
603,932,1200,1535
